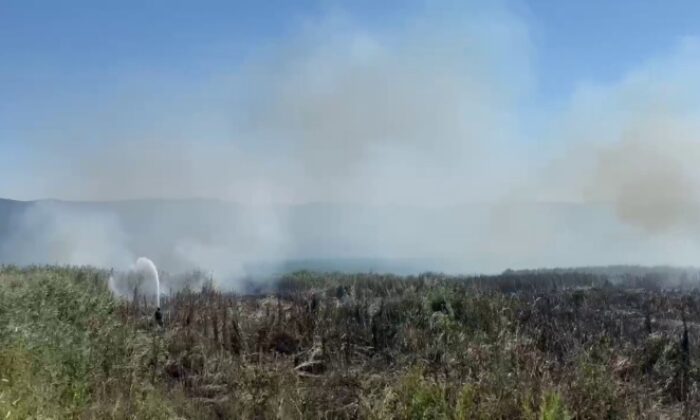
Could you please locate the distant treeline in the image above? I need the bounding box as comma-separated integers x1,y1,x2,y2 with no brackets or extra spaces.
270,265,700,296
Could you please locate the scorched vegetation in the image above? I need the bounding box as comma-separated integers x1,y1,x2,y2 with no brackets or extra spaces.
1,266,700,419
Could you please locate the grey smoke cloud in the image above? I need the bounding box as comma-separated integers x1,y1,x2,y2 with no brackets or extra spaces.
588,133,700,233
572,39,700,234
4,9,700,281
0,201,133,268
18,7,531,206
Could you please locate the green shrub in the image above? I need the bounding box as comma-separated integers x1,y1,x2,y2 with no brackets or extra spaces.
539,391,571,420
378,369,450,420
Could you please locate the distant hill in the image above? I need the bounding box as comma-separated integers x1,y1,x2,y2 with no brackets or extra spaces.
0,197,484,274
1,197,695,279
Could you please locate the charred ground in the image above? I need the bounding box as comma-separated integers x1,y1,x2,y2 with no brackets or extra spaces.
2,266,700,419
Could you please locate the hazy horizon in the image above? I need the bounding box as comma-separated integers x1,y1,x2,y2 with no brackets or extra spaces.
3,1,700,285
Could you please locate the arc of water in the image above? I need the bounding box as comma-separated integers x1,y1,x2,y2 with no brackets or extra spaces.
136,257,160,307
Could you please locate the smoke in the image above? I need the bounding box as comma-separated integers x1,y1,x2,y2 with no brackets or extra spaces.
18,5,531,206
587,134,700,233
4,6,700,278
568,38,700,234
0,5,533,280
240,12,531,202
0,201,133,268
487,37,700,269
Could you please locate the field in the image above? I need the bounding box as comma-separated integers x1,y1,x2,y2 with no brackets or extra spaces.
2,266,700,419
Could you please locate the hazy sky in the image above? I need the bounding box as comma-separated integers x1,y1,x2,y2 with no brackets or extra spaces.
1,0,700,205
4,1,700,275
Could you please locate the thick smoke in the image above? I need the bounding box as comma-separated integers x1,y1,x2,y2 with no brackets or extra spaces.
496,38,700,268
0,201,133,268
570,39,700,234
15,6,531,207
1,7,530,280
4,8,700,280
588,135,700,233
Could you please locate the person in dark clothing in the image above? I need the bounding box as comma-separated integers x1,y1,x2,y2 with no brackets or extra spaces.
154,307,163,327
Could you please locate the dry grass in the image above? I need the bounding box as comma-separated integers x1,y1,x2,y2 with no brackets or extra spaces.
2,266,700,418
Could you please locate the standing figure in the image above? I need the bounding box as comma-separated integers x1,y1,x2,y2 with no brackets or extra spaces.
154,307,163,327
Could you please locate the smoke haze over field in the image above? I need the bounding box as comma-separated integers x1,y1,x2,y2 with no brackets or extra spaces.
3,2,700,286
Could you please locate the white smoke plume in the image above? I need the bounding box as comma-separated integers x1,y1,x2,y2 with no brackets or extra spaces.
1,5,532,281
3,6,700,279
560,38,700,234
0,201,133,268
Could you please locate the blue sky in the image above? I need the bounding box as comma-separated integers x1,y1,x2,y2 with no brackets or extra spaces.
3,1,698,105
5,0,700,271
522,0,700,101
1,0,700,202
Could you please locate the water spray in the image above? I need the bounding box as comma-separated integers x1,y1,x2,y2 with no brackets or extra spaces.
106,257,161,308
107,268,116,294
135,257,160,307
134,257,163,327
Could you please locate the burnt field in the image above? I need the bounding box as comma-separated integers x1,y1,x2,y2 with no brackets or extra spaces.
3,267,700,419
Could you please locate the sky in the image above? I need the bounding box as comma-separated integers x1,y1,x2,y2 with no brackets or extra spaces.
1,0,700,204
3,1,700,276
